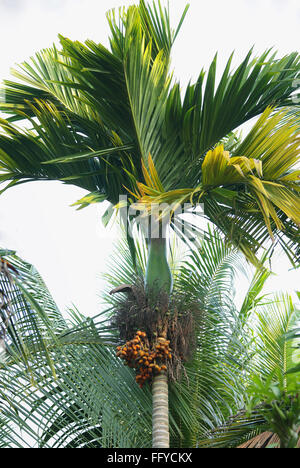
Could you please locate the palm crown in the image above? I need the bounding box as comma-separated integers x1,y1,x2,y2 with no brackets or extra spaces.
0,0,299,266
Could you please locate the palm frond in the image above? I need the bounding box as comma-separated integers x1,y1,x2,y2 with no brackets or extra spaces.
198,293,300,448
0,250,65,378
182,49,300,162
0,3,186,206
131,108,300,266
250,293,300,390
164,228,252,445
198,408,269,448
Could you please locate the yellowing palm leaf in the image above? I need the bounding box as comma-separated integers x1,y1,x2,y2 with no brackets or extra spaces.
130,109,300,264
201,144,263,187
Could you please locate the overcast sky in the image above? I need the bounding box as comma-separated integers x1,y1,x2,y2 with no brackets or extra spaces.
0,0,299,317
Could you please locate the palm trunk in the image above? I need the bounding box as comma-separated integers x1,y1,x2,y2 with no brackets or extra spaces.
145,224,172,448
152,371,169,448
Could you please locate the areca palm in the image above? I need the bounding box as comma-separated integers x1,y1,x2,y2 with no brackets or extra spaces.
0,0,300,447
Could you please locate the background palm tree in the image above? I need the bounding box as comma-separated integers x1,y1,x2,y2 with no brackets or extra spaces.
199,292,300,448
0,0,300,447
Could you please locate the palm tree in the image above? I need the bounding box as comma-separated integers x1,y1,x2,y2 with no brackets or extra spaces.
0,1,300,447
199,292,300,448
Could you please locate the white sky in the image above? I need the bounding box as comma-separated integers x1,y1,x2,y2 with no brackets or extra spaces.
0,0,299,316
